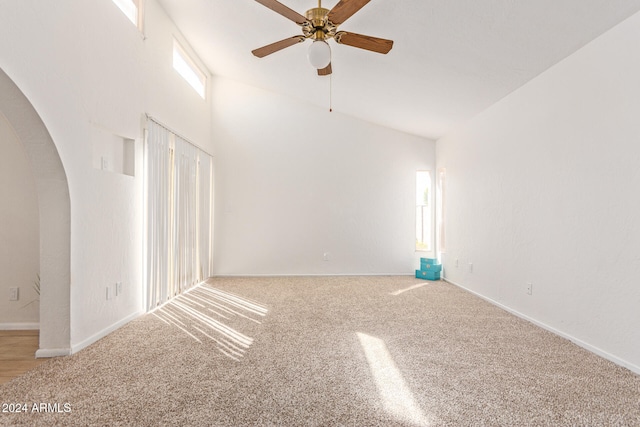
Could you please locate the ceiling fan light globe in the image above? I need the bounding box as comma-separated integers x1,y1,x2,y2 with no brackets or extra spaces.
307,40,331,69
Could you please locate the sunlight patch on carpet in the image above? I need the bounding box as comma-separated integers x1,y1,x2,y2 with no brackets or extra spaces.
152,285,268,360
389,283,429,296
357,332,430,426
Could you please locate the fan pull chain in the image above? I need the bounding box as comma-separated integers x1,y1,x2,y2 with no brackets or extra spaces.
329,73,333,112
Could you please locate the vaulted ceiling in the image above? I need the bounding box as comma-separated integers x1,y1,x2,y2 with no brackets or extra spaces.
157,0,640,140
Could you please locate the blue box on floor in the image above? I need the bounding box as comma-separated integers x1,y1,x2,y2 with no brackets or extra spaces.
416,269,441,280
419,261,442,273
416,257,442,281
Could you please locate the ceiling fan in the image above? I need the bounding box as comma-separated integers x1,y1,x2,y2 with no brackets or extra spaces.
252,0,394,76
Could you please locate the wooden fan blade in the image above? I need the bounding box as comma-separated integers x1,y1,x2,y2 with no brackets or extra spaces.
255,0,309,25
252,36,306,58
317,63,332,76
327,0,371,25
335,31,393,54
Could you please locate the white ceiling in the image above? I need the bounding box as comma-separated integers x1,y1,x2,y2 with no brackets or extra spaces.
157,0,640,140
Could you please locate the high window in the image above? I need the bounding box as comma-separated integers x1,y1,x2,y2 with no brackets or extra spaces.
416,171,432,251
173,40,207,99
111,0,143,30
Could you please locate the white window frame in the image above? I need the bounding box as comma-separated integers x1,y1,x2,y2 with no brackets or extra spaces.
173,39,207,99
415,170,432,252
111,0,144,31
436,168,446,254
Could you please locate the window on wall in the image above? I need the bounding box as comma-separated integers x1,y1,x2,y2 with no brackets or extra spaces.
416,171,432,251
173,39,207,99
436,168,446,253
111,0,144,30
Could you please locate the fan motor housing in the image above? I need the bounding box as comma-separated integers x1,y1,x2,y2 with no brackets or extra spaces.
304,7,337,40
305,7,328,27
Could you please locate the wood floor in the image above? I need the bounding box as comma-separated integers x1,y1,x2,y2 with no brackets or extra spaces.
0,330,45,385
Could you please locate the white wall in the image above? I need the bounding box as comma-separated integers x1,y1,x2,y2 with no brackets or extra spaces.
212,78,435,275
0,113,39,327
437,11,640,372
0,0,212,353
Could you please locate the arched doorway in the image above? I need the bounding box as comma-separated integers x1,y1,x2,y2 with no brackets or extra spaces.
0,68,71,356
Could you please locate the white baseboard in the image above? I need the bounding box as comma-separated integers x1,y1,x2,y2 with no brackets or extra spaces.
443,277,640,376
0,322,39,330
70,310,144,355
35,348,71,358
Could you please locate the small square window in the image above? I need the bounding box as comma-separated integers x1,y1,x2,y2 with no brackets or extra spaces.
173,40,207,99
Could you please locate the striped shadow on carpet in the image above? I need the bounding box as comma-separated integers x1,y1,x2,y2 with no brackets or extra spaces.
151,285,268,360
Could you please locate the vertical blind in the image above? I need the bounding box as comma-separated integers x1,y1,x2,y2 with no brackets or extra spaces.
145,119,213,311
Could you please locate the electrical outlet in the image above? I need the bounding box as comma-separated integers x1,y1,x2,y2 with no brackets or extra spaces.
9,287,19,301
526,283,533,295
116,282,122,296
323,252,330,261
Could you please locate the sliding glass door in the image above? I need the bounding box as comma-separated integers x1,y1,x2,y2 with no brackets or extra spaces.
144,119,213,311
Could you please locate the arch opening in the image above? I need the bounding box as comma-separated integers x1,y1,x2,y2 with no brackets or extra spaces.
0,67,71,356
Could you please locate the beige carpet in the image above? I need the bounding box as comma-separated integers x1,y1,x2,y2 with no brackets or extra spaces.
1,276,639,426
